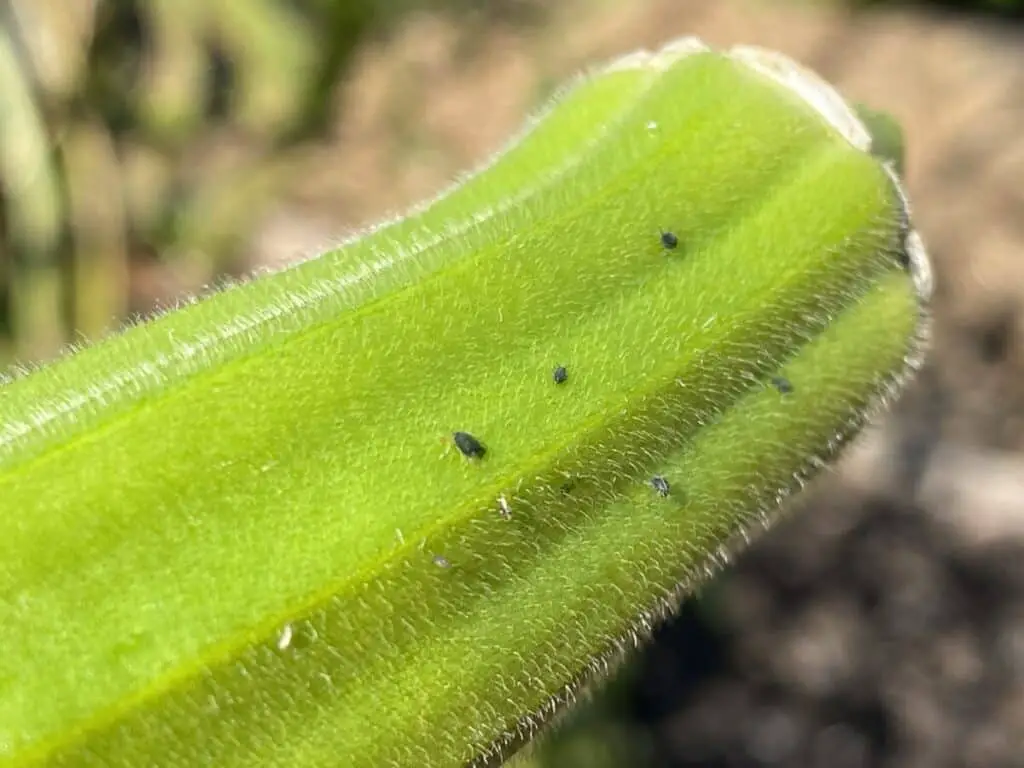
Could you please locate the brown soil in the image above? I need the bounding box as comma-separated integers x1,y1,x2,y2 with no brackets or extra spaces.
244,1,1024,765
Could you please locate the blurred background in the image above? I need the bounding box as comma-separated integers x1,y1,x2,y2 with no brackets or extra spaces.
2,0,1023,765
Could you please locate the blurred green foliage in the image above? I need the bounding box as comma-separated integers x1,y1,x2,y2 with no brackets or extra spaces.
0,0,542,368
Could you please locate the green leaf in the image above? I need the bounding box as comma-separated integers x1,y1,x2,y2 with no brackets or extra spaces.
854,102,906,176
0,39,930,767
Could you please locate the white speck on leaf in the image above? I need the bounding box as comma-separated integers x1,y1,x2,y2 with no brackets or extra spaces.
277,623,293,651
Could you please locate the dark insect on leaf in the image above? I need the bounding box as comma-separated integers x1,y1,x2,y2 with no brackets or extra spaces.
650,475,670,497
660,230,679,250
771,376,794,394
553,365,568,384
453,431,486,459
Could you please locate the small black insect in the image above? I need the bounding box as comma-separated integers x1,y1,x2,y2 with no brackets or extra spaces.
771,376,794,395
650,475,671,497
453,431,486,459
660,230,679,250
553,365,568,384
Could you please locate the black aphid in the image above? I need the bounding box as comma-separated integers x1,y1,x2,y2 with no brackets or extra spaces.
453,431,486,459
553,365,568,384
432,554,451,569
660,230,679,250
650,475,670,497
771,376,794,394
